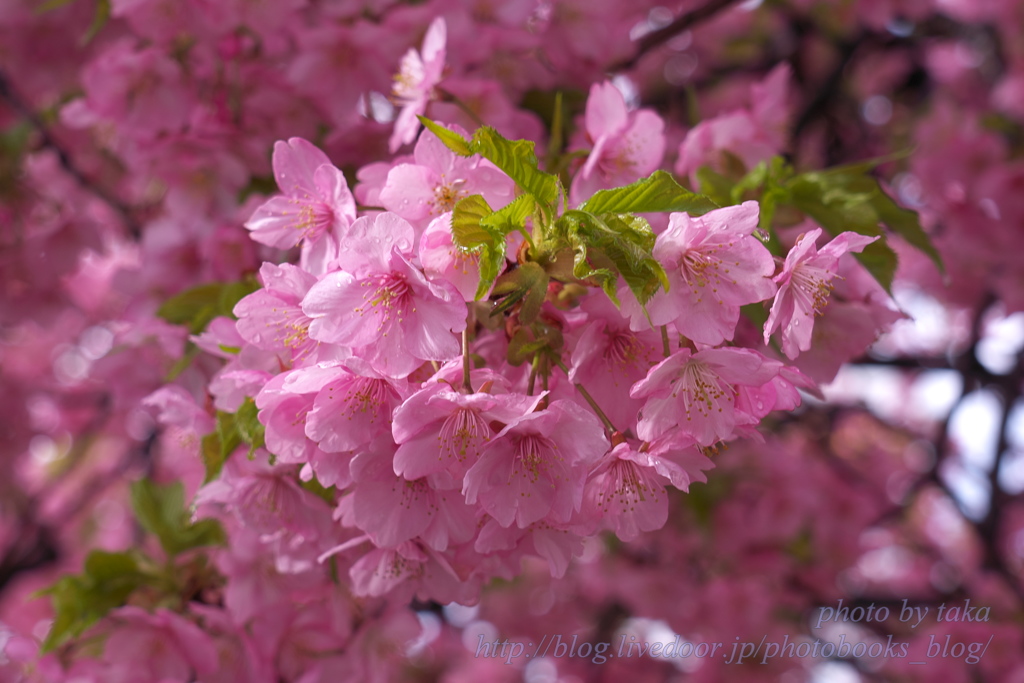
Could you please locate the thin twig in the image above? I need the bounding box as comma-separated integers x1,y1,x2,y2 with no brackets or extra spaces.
0,70,141,239
610,0,743,72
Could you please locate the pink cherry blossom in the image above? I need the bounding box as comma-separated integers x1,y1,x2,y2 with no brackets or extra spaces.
391,367,540,483
301,212,467,378
763,227,879,359
389,16,447,153
630,347,781,445
570,80,666,205
380,126,515,233
463,399,610,528
304,358,408,453
581,442,669,542
244,137,356,250
621,201,776,346
234,262,321,363
567,294,661,432
419,212,489,301
339,445,476,551
675,63,792,182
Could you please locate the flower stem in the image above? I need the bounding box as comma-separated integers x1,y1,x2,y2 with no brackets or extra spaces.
436,87,484,127
462,328,474,393
552,358,618,435
661,326,672,358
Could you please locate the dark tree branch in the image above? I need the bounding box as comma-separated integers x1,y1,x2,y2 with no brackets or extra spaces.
609,0,743,72
0,70,141,239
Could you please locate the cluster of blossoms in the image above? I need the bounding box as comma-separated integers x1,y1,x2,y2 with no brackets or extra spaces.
186,40,886,599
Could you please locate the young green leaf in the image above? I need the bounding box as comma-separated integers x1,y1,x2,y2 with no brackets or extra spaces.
869,186,944,275
580,170,718,216
156,279,259,334
852,236,899,293
38,550,147,652
490,262,549,324
469,127,559,208
451,194,494,248
481,194,534,237
417,116,472,156
235,398,266,459
130,479,226,558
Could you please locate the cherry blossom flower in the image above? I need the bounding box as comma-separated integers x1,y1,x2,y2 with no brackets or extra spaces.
568,294,661,432
581,442,669,542
381,127,515,234
244,137,356,250
392,365,541,483
675,63,792,182
339,445,476,551
621,201,776,346
301,212,467,378
234,262,322,363
570,80,665,205
389,16,447,153
763,227,879,359
463,400,609,528
630,347,781,445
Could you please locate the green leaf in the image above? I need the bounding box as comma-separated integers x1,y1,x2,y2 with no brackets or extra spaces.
852,236,898,293
869,187,944,275
554,210,666,309
560,215,619,304
507,328,547,366
450,195,509,300
490,262,549,324
38,550,146,652
474,242,507,301
580,170,718,216
695,166,737,206
598,214,669,307
451,194,494,248
469,127,559,208
200,401,263,482
36,0,80,12
506,325,563,366
157,284,222,334
216,410,242,463
300,473,337,505
786,174,882,237
156,279,259,334
481,194,534,237
235,398,265,459
201,432,225,484
82,0,110,44
130,480,226,558
417,116,472,156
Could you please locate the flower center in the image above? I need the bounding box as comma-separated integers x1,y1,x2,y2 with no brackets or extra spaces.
513,434,558,484
354,272,415,334
679,244,737,299
291,198,334,245
438,408,490,464
672,360,733,420
332,377,391,423
790,263,835,316
431,176,468,214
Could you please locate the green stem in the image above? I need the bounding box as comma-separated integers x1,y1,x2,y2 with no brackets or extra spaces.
436,87,484,127
661,326,672,358
462,328,474,393
527,355,539,396
552,358,617,435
